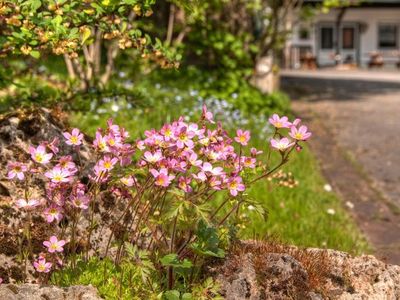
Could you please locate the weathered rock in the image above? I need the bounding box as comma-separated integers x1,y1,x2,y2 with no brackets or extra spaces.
0,284,102,300
213,241,400,300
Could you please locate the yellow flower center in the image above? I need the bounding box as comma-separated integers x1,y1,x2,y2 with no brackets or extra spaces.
104,162,112,169
38,264,46,271
70,136,78,144
35,154,43,162
157,177,165,185
53,175,63,182
295,133,303,139
179,133,187,141
229,182,237,189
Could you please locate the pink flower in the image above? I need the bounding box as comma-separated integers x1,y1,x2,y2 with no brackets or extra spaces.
120,176,135,187
202,105,215,123
93,132,109,152
15,199,40,210
33,258,52,273
292,118,301,127
187,152,202,167
29,145,53,164
178,177,192,193
268,114,291,129
175,126,195,149
241,156,256,168
270,137,295,151
289,125,312,141
45,167,70,183
234,129,250,146
47,137,60,154
144,151,163,164
7,162,28,180
201,162,224,176
98,156,118,172
63,128,84,146
44,206,63,223
227,176,245,196
57,156,77,174
150,168,175,187
161,124,174,140
250,147,263,157
193,171,207,182
43,236,66,253
210,176,222,190
71,194,90,210
105,133,122,148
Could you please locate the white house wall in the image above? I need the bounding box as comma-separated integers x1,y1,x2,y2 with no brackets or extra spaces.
290,8,400,68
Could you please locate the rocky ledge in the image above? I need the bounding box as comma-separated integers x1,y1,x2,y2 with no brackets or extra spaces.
0,284,102,300
213,241,400,300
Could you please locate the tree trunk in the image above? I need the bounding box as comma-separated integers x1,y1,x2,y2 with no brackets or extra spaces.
251,55,279,94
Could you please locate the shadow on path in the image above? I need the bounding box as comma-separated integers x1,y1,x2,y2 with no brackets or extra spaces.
282,76,400,102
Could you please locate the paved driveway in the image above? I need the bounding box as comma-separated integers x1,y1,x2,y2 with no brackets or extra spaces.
281,69,400,263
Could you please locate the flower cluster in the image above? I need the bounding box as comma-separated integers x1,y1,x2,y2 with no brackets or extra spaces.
6,108,310,281
268,114,311,152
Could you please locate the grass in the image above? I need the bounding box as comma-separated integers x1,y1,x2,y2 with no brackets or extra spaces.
69,81,369,255
242,145,369,254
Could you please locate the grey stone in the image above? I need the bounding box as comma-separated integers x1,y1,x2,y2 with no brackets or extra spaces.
0,284,102,300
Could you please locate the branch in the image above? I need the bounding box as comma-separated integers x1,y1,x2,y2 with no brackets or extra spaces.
165,3,176,46
173,26,190,46
72,58,88,90
63,54,76,80
100,42,119,86
82,45,93,82
93,27,102,76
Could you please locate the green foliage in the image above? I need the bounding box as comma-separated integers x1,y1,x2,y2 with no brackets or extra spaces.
160,254,193,269
0,0,165,58
191,220,225,258
52,257,159,299
52,255,223,299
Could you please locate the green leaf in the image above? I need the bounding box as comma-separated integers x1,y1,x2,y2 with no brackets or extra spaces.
181,293,193,300
30,50,40,59
81,27,92,45
163,290,180,300
123,0,138,5
191,219,225,258
160,254,192,269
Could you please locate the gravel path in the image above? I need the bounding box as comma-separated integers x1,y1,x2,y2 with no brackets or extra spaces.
281,70,400,263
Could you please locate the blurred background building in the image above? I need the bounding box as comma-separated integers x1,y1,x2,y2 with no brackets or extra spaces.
286,0,400,69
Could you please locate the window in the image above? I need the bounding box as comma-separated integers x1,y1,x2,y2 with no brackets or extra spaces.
342,27,354,49
378,24,398,48
299,28,310,40
320,27,334,49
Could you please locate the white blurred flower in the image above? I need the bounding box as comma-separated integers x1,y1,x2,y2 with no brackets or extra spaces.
247,205,255,211
111,104,120,112
345,201,354,209
324,184,332,192
326,208,335,215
